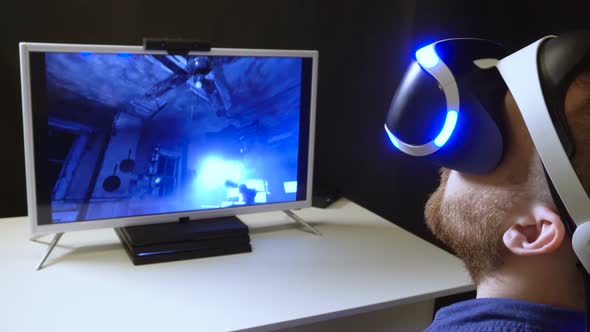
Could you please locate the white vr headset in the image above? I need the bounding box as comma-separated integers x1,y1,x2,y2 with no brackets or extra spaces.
497,33,590,273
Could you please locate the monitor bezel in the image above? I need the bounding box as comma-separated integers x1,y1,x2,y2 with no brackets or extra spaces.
20,42,318,236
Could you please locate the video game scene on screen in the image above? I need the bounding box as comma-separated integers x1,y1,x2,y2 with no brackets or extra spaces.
45,53,303,223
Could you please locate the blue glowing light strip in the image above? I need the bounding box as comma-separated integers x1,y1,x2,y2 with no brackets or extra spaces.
384,124,400,149
415,44,439,69
434,110,458,147
137,250,178,257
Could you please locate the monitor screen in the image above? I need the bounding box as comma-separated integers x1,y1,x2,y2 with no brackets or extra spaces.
21,44,317,234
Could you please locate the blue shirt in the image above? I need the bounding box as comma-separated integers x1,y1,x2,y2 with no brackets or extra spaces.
425,298,585,332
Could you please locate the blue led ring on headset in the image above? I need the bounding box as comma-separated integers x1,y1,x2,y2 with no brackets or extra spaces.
384,43,460,157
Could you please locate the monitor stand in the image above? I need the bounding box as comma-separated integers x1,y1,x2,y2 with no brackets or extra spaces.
284,210,322,236
31,210,321,270
32,232,64,270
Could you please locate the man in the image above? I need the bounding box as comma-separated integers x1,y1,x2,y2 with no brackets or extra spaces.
424,68,590,331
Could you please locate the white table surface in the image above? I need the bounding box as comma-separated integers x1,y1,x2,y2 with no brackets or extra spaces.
0,199,472,332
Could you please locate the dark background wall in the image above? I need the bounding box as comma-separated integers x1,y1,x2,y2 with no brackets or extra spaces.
2,0,590,248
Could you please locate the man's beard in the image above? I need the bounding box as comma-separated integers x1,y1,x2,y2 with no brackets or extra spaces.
424,174,510,284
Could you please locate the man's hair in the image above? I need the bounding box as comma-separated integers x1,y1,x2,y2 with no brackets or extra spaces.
424,70,590,284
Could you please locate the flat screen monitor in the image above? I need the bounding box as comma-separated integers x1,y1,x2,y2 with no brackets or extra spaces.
20,43,317,236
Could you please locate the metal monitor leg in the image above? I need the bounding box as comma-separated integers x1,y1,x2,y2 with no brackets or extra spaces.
36,233,64,270
284,210,322,236
29,234,47,243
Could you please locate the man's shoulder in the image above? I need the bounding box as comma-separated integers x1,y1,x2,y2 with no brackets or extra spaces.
425,298,584,332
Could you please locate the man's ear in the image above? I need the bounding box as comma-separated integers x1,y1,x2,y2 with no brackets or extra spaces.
502,204,565,256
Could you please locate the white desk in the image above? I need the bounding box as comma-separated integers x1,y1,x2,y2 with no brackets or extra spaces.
0,199,472,332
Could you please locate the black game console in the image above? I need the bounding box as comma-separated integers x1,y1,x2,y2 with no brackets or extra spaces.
115,216,252,265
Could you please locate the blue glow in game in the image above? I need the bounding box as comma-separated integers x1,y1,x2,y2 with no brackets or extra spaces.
28,51,312,224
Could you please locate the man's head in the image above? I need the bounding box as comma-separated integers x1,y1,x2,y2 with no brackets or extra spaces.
425,68,590,285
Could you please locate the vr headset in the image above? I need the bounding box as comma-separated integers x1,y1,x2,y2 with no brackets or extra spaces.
385,31,590,277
